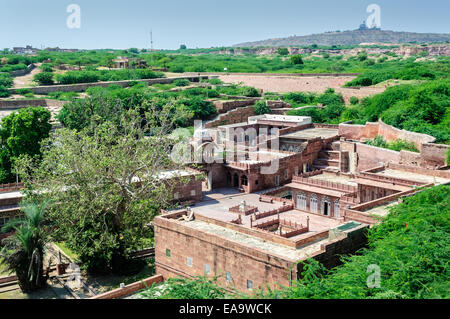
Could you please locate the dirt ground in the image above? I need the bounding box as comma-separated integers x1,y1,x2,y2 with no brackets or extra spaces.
12,64,42,88
217,74,386,103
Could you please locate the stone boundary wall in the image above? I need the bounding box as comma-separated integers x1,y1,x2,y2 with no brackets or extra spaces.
7,75,210,95
0,182,24,192
342,209,377,224
339,120,436,150
89,274,163,299
355,142,401,172
9,63,36,77
0,99,67,109
340,120,448,168
420,143,450,167
186,72,360,77
205,105,256,128
212,98,259,113
308,224,368,269
154,214,295,291
350,186,429,212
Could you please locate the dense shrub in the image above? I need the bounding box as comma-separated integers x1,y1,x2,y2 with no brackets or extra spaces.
55,69,164,84
40,63,53,72
173,79,190,87
0,73,13,87
0,85,10,97
277,48,289,56
242,86,260,97
290,54,304,65
254,100,271,115
33,72,54,85
349,96,359,105
16,88,33,95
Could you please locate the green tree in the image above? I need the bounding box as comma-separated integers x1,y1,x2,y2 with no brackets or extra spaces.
16,110,190,274
0,107,51,182
0,202,50,292
277,48,289,56
290,54,304,65
179,44,187,50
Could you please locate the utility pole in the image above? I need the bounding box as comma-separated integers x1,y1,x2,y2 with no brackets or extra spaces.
150,30,154,67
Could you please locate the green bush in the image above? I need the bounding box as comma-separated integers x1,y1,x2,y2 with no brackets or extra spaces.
242,86,260,97
207,78,222,85
33,72,54,85
0,73,13,87
173,79,190,87
16,88,33,95
40,63,53,72
0,85,10,97
254,100,271,115
349,96,359,105
366,135,419,153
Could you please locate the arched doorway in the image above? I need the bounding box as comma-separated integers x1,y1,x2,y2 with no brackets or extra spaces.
322,197,331,216
226,172,232,186
233,173,239,188
241,175,248,186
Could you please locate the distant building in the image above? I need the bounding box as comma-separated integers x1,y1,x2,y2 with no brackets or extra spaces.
12,45,40,55
358,21,380,31
113,57,147,69
113,56,130,69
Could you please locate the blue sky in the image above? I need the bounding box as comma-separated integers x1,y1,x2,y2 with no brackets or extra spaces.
1,0,449,50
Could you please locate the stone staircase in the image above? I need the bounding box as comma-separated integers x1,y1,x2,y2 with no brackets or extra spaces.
313,141,341,172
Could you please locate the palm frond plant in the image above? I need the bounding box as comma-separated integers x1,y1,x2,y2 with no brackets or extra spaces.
0,201,50,292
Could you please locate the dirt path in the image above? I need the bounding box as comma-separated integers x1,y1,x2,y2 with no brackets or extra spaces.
13,63,42,88
217,74,385,103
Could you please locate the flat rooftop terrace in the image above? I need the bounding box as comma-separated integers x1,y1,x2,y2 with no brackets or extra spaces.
187,188,342,247
282,128,339,140
374,168,450,185
180,218,329,261
308,171,358,187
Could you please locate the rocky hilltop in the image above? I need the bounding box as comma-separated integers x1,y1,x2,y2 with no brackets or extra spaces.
234,29,450,47
213,44,450,57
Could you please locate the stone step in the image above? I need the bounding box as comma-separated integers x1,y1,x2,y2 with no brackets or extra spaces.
314,159,339,167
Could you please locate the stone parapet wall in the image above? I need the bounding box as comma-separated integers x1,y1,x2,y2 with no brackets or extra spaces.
7,76,210,95
339,120,436,150
205,105,255,128
0,99,68,109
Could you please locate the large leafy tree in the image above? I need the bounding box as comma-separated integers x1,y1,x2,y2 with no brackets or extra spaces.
0,202,50,292
0,107,51,182
16,108,191,274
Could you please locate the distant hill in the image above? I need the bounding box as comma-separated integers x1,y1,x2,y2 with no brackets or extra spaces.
234,29,450,47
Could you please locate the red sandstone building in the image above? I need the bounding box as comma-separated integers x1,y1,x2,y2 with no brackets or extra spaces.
154,115,450,292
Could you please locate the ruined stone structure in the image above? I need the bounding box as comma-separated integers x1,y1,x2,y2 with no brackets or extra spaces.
155,114,450,292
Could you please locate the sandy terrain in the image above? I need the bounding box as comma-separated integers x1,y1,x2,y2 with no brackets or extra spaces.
12,63,43,88
217,74,386,103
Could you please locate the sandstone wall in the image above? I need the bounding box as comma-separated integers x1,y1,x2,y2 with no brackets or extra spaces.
154,216,294,292
0,99,67,109
7,76,209,94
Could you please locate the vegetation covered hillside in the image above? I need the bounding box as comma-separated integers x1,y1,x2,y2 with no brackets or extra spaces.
235,29,450,47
